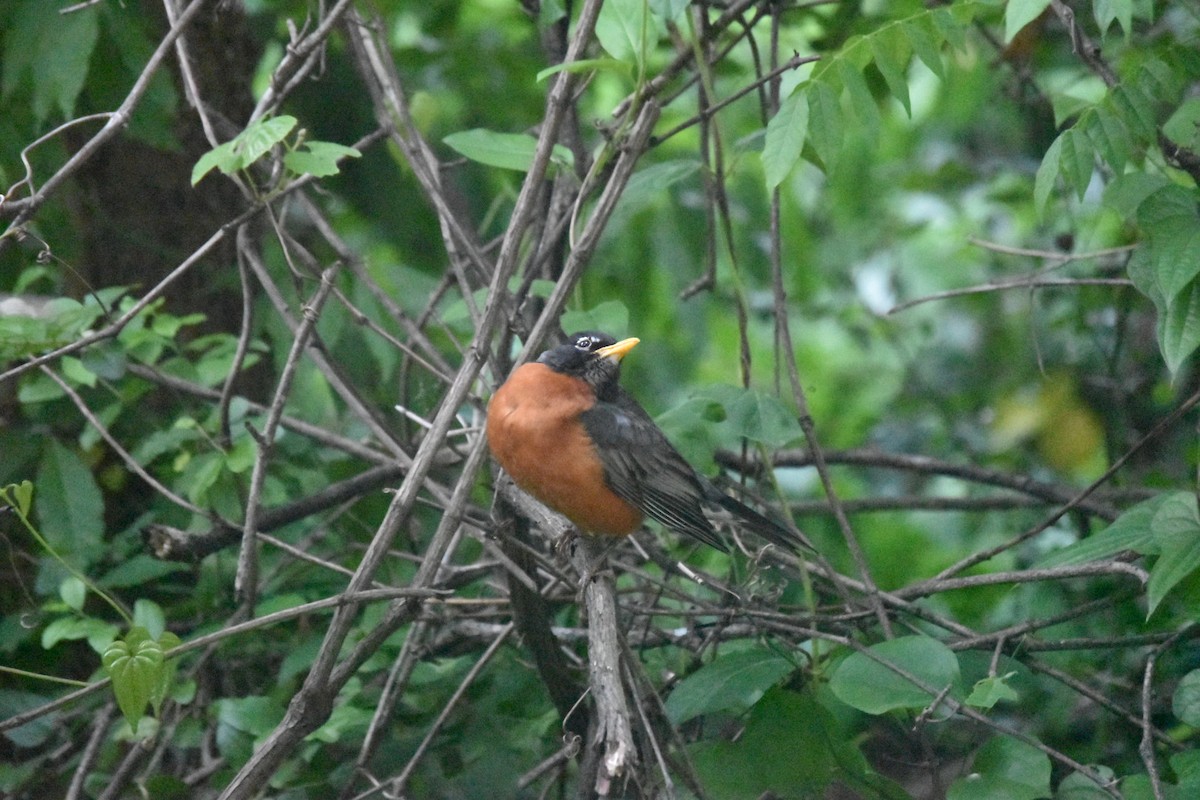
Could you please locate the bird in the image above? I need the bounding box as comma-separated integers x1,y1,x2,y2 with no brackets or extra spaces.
486,331,809,553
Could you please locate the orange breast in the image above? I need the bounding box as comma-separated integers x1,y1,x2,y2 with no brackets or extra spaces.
486,364,643,536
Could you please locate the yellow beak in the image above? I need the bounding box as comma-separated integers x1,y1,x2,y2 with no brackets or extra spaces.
595,337,639,362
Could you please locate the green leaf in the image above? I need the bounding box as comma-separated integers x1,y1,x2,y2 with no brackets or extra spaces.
191,141,240,185
1004,0,1051,44
807,80,843,172
689,689,846,798
236,115,297,169
1083,108,1131,174
763,87,809,190
904,18,945,80
1060,129,1094,199
191,115,298,185
133,599,166,640
829,636,961,715
1173,669,1200,727
838,60,880,142
282,140,361,177
665,646,795,724
61,356,97,388
560,301,629,338
1163,98,1200,151
1033,132,1064,217
1160,279,1200,374
535,58,632,84
36,439,106,570
966,672,1019,709
931,7,967,52
59,576,86,612
1147,492,1200,617
1111,84,1157,142
1094,0,1133,35
443,128,573,173
102,627,165,730
594,0,651,67
150,632,181,717
948,736,1051,800
41,616,120,652
1,479,34,517
1137,185,1200,304
869,26,912,116
1057,768,1117,799
1036,493,1170,568
1,1,99,122
724,387,803,445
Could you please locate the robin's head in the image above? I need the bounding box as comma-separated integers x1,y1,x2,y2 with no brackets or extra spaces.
537,331,639,398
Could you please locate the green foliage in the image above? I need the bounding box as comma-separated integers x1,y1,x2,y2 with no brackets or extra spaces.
829,636,963,715
192,115,361,186
101,626,179,732
3,0,1200,796
442,128,574,173
948,735,1051,800
664,645,795,724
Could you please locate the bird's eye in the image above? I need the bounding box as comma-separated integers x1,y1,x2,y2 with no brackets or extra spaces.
575,335,595,351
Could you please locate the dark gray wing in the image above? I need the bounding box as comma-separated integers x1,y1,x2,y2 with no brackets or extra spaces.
579,392,729,552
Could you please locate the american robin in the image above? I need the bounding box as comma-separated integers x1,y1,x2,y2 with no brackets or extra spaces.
486,331,809,553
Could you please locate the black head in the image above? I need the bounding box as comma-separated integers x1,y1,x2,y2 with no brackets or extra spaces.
537,331,639,398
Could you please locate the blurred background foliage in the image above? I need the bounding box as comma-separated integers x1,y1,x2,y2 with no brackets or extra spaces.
2,0,1200,798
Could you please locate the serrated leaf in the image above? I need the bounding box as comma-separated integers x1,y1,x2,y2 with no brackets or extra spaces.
1033,132,1064,217
869,27,911,116
1147,493,1200,617
1111,84,1157,142
763,88,809,190
829,636,961,715
807,80,843,172
1137,185,1200,303
443,128,573,173
1084,108,1131,174
1004,0,1052,44
1160,279,1200,374
282,140,361,177
1037,493,1170,568
665,646,795,724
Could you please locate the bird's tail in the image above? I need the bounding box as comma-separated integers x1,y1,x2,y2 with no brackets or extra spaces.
710,488,813,552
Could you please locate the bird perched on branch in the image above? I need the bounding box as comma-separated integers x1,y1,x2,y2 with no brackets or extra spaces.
486,331,809,553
